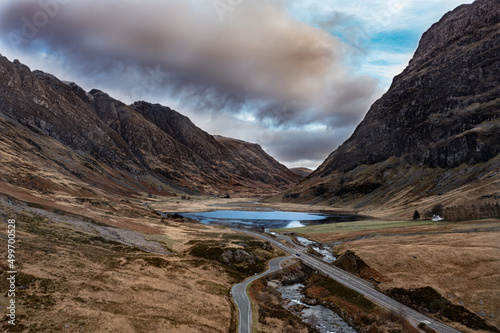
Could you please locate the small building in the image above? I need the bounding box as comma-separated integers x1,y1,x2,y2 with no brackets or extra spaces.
432,215,444,222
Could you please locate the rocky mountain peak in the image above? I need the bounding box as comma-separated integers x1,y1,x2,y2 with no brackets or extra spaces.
283,0,500,211
409,0,500,73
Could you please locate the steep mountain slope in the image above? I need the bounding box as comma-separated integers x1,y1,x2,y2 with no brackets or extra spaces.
0,54,300,203
283,0,500,216
213,135,301,185
290,167,314,178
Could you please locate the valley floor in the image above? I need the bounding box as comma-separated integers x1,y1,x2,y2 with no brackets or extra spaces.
1,192,498,332
148,195,360,214
0,195,284,332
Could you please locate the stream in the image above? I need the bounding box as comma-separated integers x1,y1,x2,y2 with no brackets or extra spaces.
297,237,336,263
277,283,357,333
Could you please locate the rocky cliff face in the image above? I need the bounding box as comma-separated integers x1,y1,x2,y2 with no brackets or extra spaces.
0,55,300,198
284,0,500,213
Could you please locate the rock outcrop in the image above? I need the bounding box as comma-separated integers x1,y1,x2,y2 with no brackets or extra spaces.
222,249,258,264
334,250,384,284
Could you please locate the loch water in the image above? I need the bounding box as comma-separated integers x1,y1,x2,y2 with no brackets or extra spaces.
177,210,362,229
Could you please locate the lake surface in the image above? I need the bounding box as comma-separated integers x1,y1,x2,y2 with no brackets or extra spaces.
177,210,358,229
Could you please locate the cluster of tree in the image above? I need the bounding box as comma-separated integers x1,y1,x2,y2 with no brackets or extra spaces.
413,202,500,222
427,204,444,218
444,201,500,222
413,204,443,220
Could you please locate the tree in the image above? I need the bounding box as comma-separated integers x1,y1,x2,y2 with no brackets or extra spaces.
430,204,444,216
413,210,420,220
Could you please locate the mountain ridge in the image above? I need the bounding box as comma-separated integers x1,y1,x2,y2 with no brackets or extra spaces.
0,54,300,201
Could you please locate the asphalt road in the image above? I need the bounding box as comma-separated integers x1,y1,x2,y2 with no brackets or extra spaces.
231,255,292,333
237,230,462,333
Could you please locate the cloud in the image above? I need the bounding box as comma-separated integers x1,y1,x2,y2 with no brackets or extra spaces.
262,127,352,166
287,0,475,87
0,0,475,169
0,0,379,129
165,109,347,170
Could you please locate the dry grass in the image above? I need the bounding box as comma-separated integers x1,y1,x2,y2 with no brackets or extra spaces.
278,219,436,240
0,203,263,332
357,168,500,221
282,217,500,331
1,160,498,333
148,195,358,214
284,218,499,243
335,229,500,331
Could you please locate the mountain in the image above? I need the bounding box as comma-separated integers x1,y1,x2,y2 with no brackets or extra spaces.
290,167,314,178
282,0,500,215
0,54,300,201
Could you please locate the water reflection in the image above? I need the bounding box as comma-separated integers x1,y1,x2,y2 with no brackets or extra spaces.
285,220,306,228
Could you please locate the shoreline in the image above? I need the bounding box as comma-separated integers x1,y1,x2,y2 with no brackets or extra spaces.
147,195,364,216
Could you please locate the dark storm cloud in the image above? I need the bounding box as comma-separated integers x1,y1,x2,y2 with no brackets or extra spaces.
0,0,379,128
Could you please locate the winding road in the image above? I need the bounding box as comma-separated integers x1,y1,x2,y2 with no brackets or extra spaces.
231,255,292,333
233,229,462,333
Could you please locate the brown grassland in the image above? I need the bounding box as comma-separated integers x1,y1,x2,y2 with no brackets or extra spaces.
1,187,499,333
287,219,500,332
0,194,284,333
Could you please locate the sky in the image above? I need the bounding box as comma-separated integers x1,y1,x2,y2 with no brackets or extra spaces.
0,0,474,169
